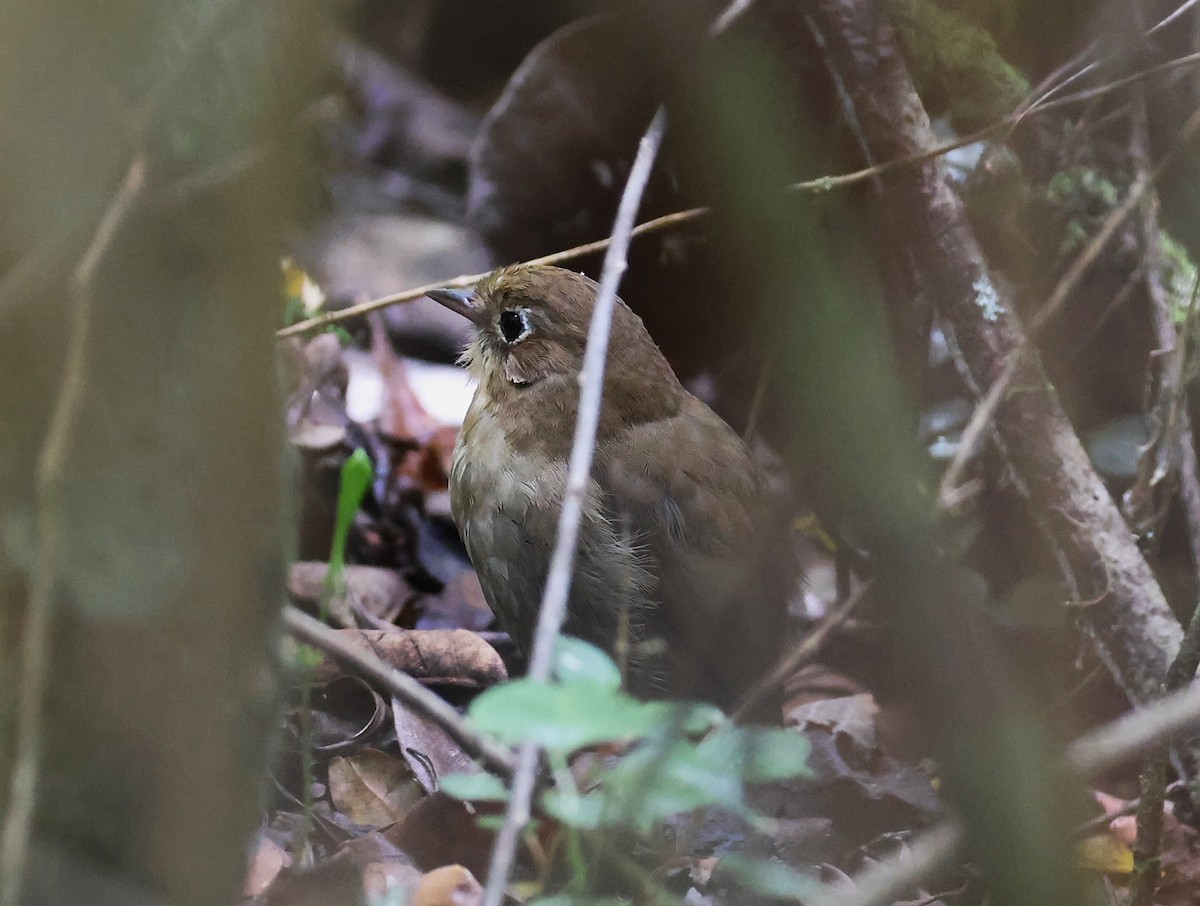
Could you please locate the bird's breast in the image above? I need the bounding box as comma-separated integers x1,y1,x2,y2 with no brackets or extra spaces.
450,392,568,538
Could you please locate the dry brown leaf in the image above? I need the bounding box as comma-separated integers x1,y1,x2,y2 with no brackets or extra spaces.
371,313,441,442
328,748,425,827
314,627,507,688
384,793,496,878
411,865,483,906
288,562,416,627
391,697,479,794
788,693,880,751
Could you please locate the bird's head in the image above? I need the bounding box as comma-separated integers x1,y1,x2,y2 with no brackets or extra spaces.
427,265,678,396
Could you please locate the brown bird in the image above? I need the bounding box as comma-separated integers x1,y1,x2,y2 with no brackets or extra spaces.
427,265,791,716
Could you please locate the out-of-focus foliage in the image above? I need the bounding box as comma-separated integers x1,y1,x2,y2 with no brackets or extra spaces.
891,0,1030,129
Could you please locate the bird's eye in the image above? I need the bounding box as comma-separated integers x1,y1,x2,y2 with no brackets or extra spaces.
498,309,532,344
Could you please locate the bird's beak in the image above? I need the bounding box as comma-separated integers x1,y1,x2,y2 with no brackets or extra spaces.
425,287,483,325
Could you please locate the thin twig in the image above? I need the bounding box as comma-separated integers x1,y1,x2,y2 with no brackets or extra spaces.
1073,797,1140,840
281,606,517,777
730,582,869,722
276,48,1200,341
0,155,147,906
478,107,669,906
938,104,1200,508
1067,681,1200,777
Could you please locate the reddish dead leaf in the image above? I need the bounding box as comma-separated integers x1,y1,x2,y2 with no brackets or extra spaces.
399,442,453,494
328,748,425,828
313,627,507,689
1092,791,1138,846
411,865,483,906
244,835,292,897
288,562,416,628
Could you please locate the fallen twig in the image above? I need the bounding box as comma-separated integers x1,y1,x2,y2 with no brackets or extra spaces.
281,606,517,777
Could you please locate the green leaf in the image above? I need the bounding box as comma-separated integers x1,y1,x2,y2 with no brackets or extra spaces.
717,853,822,899
327,448,373,596
600,739,746,832
440,771,510,803
282,641,324,675
468,679,667,756
678,702,725,735
696,726,813,783
593,725,812,833
552,637,622,690
539,786,605,830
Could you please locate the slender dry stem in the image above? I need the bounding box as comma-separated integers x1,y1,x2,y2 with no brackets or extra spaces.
281,606,517,777
730,583,869,723
478,107,669,906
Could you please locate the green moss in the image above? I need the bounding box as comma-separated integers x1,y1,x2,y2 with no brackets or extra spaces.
1044,167,1124,256
891,0,1030,130
1161,230,1198,326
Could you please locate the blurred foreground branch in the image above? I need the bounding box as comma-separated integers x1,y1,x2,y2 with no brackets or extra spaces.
0,154,146,906
814,679,1200,906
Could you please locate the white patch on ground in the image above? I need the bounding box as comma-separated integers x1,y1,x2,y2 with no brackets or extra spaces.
344,350,476,426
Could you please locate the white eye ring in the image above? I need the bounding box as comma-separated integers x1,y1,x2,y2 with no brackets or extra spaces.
498,308,533,344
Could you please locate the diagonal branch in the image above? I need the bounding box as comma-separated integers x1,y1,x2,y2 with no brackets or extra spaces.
281,606,517,777
275,49,1200,341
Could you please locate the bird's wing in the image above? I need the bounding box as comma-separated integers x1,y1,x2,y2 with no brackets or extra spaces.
597,394,788,707
453,448,658,669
